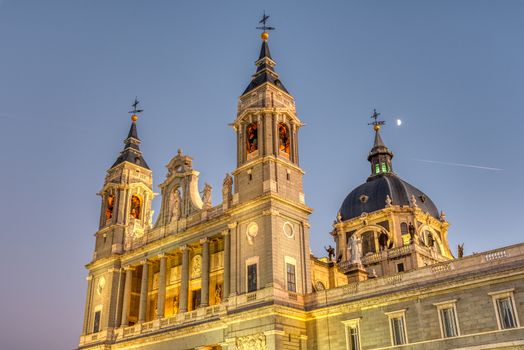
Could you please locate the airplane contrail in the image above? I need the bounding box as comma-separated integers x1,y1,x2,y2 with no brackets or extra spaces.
412,159,503,171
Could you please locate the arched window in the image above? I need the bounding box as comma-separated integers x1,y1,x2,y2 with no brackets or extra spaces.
278,123,290,154
425,231,434,247
130,195,141,219
400,223,408,235
375,163,380,174
105,194,115,220
246,123,258,154
381,162,387,173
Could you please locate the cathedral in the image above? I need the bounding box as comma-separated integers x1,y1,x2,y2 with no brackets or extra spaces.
78,29,524,350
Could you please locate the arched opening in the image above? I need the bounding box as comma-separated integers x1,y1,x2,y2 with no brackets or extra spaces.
130,195,142,219
105,194,115,220
246,123,258,154
361,231,376,255
278,123,290,155
379,232,390,251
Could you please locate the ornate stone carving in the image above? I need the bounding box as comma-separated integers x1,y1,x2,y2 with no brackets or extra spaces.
96,276,106,295
235,333,268,350
170,188,181,223
202,183,212,209
246,222,258,245
222,173,233,206
191,254,202,278
385,195,392,207
283,221,294,239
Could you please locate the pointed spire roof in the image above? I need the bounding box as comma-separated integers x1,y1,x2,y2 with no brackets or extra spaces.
111,103,149,170
366,109,394,178
242,32,288,95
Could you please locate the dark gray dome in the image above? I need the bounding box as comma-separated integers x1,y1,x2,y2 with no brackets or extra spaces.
339,174,439,221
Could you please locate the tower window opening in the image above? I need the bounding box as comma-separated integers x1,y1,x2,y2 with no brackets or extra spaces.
246,123,258,154
278,123,290,154
130,195,142,219
381,162,387,173
105,194,115,220
375,164,380,174
247,263,257,292
286,263,296,292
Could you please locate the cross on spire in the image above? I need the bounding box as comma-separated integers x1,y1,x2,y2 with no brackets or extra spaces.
129,97,144,116
256,11,275,33
368,108,385,131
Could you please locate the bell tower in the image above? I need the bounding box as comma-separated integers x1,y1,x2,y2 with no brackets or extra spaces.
227,24,313,301
95,100,154,260
231,29,305,206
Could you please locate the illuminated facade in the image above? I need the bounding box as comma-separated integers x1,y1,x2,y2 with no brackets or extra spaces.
79,32,524,350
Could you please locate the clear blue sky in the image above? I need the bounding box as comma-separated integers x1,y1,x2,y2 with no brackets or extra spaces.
0,1,522,349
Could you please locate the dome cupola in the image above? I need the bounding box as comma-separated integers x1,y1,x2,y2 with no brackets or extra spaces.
339,110,440,221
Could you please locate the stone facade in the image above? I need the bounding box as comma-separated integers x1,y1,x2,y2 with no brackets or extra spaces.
78,34,524,350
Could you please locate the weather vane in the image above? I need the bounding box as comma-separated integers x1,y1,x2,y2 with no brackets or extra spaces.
129,97,144,122
368,109,385,131
256,11,275,33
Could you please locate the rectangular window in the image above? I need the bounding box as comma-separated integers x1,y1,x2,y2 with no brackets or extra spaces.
191,289,201,310
489,289,520,330
286,263,296,292
342,319,361,350
497,297,517,329
247,263,257,292
381,162,387,172
440,307,458,337
375,164,380,174
93,311,101,333
386,310,408,346
434,300,460,338
397,263,404,272
391,317,406,345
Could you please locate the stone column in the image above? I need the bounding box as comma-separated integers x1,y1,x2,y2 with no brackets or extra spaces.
82,275,93,334
200,238,210,307
156,254,167,319
222,229,231,299
120,266,134,327
179,245,190,312
138,261,149,322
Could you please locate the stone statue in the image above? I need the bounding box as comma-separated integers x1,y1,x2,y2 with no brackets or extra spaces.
170,188,181,223
222,173,233,204
408,222,415,242
458,243,464,258
410,194,418,208
214,283,223,304
336,211,342,223
347,235,362,265
146,209,154,229
385,195,392,207
202,183,212,209
440,210,447,221
324,245,335,261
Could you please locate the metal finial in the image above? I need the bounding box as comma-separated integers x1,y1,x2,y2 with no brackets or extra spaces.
129,97,144,115
368,108,385,131
256,11,275,32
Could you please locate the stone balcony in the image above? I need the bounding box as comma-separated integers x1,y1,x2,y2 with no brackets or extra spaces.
78,286,303,347
307,244,524,310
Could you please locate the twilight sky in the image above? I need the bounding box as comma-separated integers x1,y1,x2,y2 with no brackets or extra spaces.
0,1,523,349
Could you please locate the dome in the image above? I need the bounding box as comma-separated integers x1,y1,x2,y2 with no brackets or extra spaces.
339,173,439,221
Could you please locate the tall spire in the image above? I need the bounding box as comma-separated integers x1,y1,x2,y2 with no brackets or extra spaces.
242,13,288,95
367,109,393,178
111,99,149,169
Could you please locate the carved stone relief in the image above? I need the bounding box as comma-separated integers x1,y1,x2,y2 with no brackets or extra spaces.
235,333,268,350
191,254,202,278
246,222,258,245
